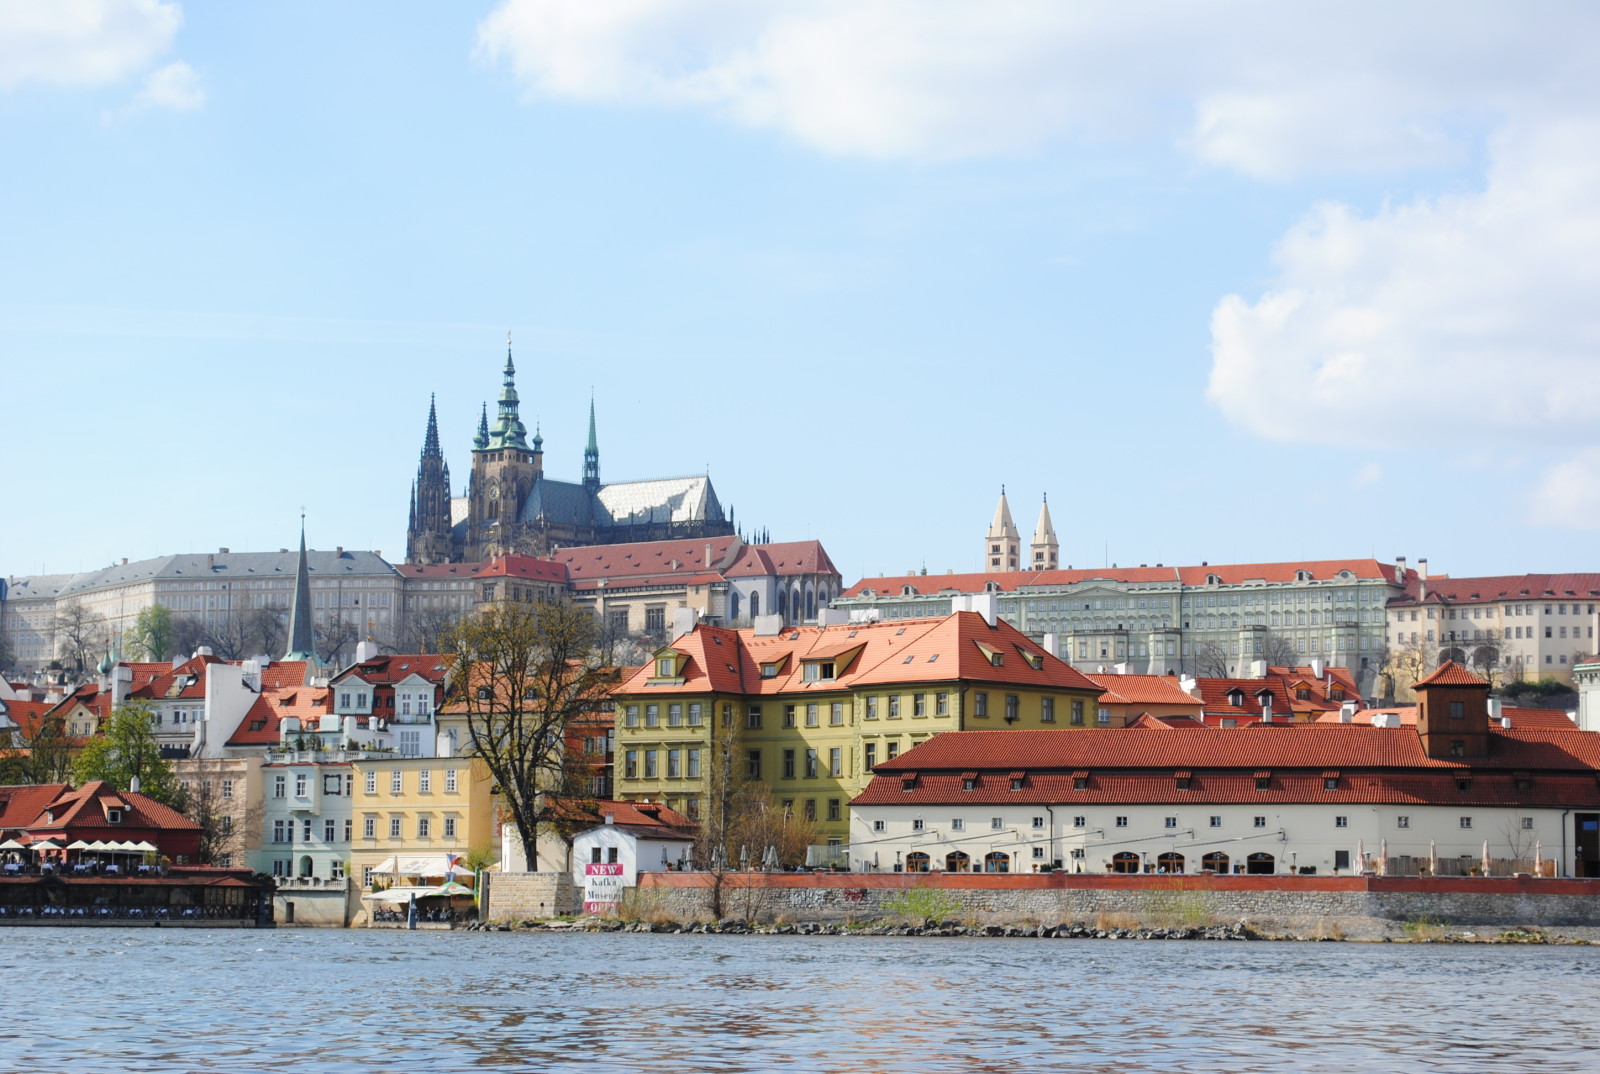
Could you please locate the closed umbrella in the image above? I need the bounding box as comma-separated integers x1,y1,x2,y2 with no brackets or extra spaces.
1534,841,1544,877
1355,838,1365,874
1428,839,1438,876
1481,840,1491,876
763,845,780,870
1378,838,1388,877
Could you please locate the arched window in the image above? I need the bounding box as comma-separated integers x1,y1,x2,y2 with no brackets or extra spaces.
791,586,802,623
1201,852,1229,874
805,587,816,620
905,852,931,873
1155,852,1185,875
985,581,1001,593
299,855,314,878
777,589,788,618
983,851,1011,873
750,592,760,618
1246,852,1276,875
1110,851,1141,874
945,851,971,873
902,585,916,596
730,591,741,621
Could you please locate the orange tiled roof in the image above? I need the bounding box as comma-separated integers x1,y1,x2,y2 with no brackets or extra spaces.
1414,661,1488,688
1085,673,1200,708
843,559,1398,598
1390,573,1600,606
473,554,570,583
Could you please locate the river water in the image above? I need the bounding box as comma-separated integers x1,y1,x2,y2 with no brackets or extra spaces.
4,928,1596,1073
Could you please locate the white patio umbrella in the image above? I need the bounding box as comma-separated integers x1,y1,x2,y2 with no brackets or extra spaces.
66,840,92,851
1481,840,1492,876
130,841,158,853
30,840,62,851
0,839,24,850
86,841,110,852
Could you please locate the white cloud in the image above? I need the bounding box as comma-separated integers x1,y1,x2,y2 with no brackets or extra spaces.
1352,463,1383,489
1208,120,1600,524
0,0,182,92
1531,450,1600,529
131,59,202,111
475,0,1600,173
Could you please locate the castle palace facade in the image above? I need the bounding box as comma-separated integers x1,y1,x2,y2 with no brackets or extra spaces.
405,343,734,565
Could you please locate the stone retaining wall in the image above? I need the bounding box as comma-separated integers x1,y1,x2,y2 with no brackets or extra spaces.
626,873,1600,934
481,871,577,922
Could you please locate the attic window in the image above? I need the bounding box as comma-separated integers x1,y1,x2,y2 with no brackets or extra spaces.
1018,648,1043,670
1174,771,1192,790
1296,688,1311,701
1514,771,1533,791
760,663,780,679
900,773,918,792
895,628,906,636
961,772,977,791
901,586,916,596
476,687,492,700
801,661,837,682
927,653,939,663
1329,685,1345,699
1296,570,1312,581
1009,772,1026,791
106,807,123,824
1072,771,1089,790
1207,574,1222,585
1254,771,1271,790
1228,690,1245,707
1322,771,1340,790
902,655,914,664
1456,775,1473,791
848,631,858,638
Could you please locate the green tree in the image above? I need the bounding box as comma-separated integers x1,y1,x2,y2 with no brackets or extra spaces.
125,604,176,663
72,701,183,806
446,601,607,872
0,711,76,785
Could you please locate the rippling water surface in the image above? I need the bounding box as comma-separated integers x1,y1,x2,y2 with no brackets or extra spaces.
4,928,1597,1073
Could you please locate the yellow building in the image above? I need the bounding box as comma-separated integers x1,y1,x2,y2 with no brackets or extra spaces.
612,610,1106,844
350,754,494,889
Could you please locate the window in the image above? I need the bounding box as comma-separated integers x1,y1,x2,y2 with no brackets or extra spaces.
445,769,458,793
389,817,402,838
624,750,638,778
913,694,926,718
864,742,877,771
1004,695,1018,721
746,704,763,729
936,692,948,716
1449,700,1465,719
873,820,886,833
805,749,819,778
1115,816,1128,828
272,820,287,843
806,704,819,727
888,696,901,719
324,819,336,842
1253,816,1266,828
1070,699,1084,725
343,819,352,841
746,750,761,780
1031,816,1045,830
1335,816,1349,828
624,705,639,728
644,750,658,779
829,701,844,726
886,741,899,761
783,704,797,728
827,799,841,821
1323,777,1338,790
1521,817,1535,830
1041,697,1055,723
1397,816,1410,829
668,703,683,727
991,817,1004,831
645,704,659,728
274,775,286,799
911,818,924,832
418,817,430,838
221,779,234,800
667,749,682,779
688,702,703,726
419,770,431,793
865,696,878,720
1209,816,1222,828
390,771,403,794
830,748,843,778
783,749,796,779
803,799,816,822
688,749,701,778
1072,816,1086,828
1460,816,1473,829
1164,816,1177,829
951,818,965,832
974,692,988,718
363,816,375,838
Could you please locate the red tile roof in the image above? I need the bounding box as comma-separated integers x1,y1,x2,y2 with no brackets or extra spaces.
331,654,450,687
724,540,838,579
555,535,744,583
126,654,226,702
1390,573,1600,606
226,684,332,746
843,559,1398,598
473,554,570,583
1414,661,1488,688
856,726,1600,808
1317,706,1578,731
396,562,483,578
1085,674,1200,708
617,612,1105,699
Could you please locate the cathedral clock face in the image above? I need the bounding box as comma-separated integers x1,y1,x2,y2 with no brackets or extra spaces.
488,482,500,500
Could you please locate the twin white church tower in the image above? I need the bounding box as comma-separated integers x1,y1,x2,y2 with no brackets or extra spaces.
985,488,1058,572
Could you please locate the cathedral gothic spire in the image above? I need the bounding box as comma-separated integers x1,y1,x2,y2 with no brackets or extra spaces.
406,393,455,565
583,394,600,491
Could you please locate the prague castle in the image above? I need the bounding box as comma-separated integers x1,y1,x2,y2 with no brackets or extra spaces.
405,341,734,565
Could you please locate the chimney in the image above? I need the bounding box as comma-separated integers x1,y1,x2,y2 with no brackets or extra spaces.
336,546,344,557
1339,701,1356,723
1418,557,1429,580
1310,658,1324,679
218,547,229,554
1261,695,1272,724
704,543,713,569
1396,555,1407,582
604,812,615,825
129,775,140,793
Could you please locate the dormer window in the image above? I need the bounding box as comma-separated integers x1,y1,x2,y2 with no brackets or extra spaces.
1072,771,1089,791
802,661,836,682
975,642,1003,667
1228,690,1245,708
1207,574,1222,585
1009,772,1025,791
657,657,675,677
760,662,779,678
901,585,916,596
961,773,977,791
106,807,123,824
1174,771,1192,790
1323,771,1340,790
1254,771,1271,790
1296,570,1312,582
1296,688,1311,701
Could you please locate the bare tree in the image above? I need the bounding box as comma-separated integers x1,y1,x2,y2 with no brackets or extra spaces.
170,615,208,663
54,600,104,681
316,616,359,667
1193,640,1232,679
1470,644,1503,689
396,604,465,654
174,762,263,867
447,600,608,872
0,710,74,785
1383,638,1431,701
1261,631,1300,668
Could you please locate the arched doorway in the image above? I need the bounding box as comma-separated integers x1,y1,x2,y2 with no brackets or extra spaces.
1155,852,1185,874
298,855,313,878
1246,852,1276,875
905,852,930,873
1111,852,1140,874
1201,852,1230,874
983,852,1010,874
945,851,971,873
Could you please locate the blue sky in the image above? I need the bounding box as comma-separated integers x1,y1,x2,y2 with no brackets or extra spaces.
3,1,1599,584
